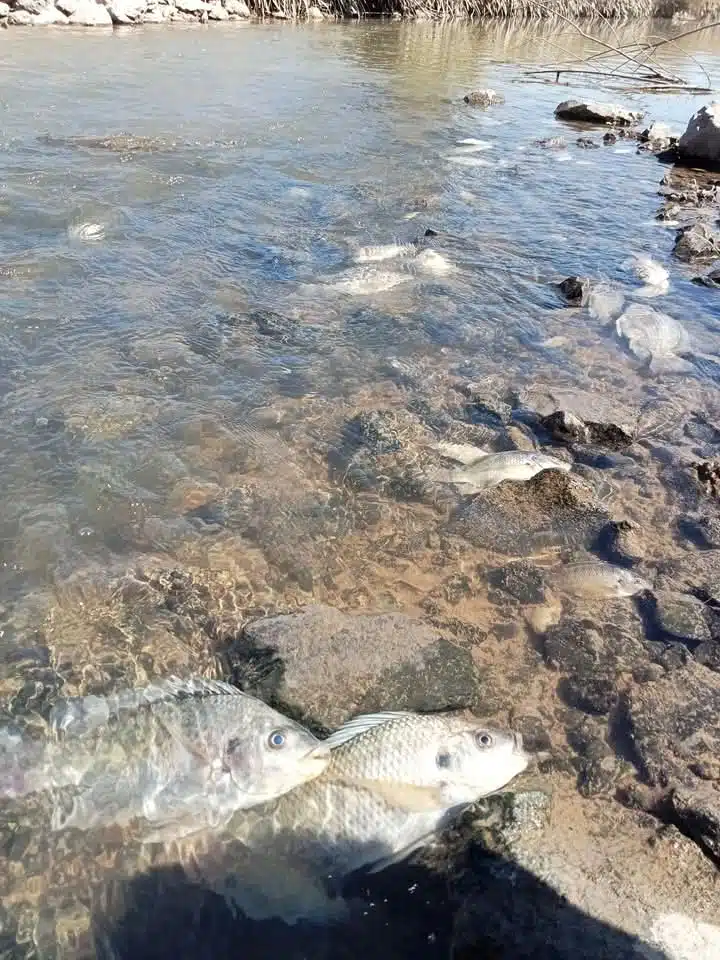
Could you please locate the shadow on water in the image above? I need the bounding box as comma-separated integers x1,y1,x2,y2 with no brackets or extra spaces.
84,835,670,960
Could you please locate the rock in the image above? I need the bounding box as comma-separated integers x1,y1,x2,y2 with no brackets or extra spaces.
235,605,482,729
653,591,712,646
554,100,643,126
695,458,720,497
67,0,112,22
576,137,598,149
673,223,720,262
556,276,590,306
54,0,79,12
486,561,547,606
104,0,145,21
535,137,567,149
638,121,678,153
670,783,720,860
13,0,51,14
207,1,228,16
540,410,633,452
223,0,249,13
628,659,720,794
307,4,324,16
692,265,720,289
448,471,610,555
30,4,67,19
677,102,720,169
7,8,33,21
463,89,504,107
603,132,618,144
139,4,170,20
175,0,207,10
0,1,8,13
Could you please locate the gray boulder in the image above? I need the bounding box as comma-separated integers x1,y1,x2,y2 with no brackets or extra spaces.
0,1,9,14
104,0,146,22
673,222,720,262
554,100,643,126
235,604,483,729
67,0,112,22
678,102,720,169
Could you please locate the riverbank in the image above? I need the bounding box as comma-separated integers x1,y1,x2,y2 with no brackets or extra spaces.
0,0,718,26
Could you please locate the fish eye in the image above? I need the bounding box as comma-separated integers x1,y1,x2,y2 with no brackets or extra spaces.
436,751,452,769
267,729,287,750
475,731,494,749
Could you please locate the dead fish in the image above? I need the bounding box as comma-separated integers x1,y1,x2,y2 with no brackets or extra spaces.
588,283,625,323
227,711,529,885
433,442,570,493
415,248,455,275
330,268,410,295
353,242,418,264
625,253,669,290
551,560,652,598
616,304,692,374
0,677,330,842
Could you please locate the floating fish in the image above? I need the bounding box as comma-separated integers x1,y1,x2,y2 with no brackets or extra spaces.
354,242,418,264
0,677,330,842
415,248,455,275
433,442,570,494
228,710,529,884
616,304,692,374
330,269,410,295
550,560,652,599
624,254,670,297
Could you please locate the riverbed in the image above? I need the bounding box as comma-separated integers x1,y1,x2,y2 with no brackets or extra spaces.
0,18,719,960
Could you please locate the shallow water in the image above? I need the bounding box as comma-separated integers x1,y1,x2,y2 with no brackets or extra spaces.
0,17,719,958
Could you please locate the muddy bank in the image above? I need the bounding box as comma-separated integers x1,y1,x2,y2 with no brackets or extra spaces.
0,0,715,26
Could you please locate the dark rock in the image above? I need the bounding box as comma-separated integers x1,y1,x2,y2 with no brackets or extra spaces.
535,137,566,149
677,102,720,170
577,756,619,796
560,673,618,716
695,458,720,497
513,715,552,753
341,410,402,455
250,309,300,342
627,660,720,789
677,514,720,549
542,617,644,677
566,718,611,760
463,89,504,107
653,590,712,646
576,137,598,149
540,409,591,444
556,276,590,306
603,132,618,144
695,640,720,672
592,519,644,565
486,561,547,606
238,605,483,729
656,201,682,221
554,100,643,126
692,265,720,288
673,222,720,262
670,783,720,860
447,471,610,555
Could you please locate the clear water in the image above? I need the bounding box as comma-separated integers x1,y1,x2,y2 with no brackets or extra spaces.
0,18,719,958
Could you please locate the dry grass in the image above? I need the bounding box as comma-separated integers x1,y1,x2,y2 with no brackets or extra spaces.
246,0,710,20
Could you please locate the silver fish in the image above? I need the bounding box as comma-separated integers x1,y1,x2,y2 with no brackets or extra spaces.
551,561,652,598
0,676,330,841
616,304,692,374
353,242,418,264
227,710,529,883
625,254,670,291
434,442,570,494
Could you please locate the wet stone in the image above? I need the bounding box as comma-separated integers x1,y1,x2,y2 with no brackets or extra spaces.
559,673,618,716
576,756,619,797
463,89,504,106
237,605,483,729
513,715,552,753
554,100,643,126
565,717,611,760
556,276,590,306
695,458,720,498
692,265,720,289
670,783,720,860
653,591,712,646
486,561,547,606
576,137,598,148
673,222,720,262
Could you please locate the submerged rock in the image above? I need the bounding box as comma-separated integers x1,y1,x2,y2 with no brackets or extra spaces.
554,100,643,126
448,470,610,555
463,89,504,107
673,222,720,262
695,458,720,498
556,276,590,306
540,410,633,451
237,605,482,729
692,265,720,289
677,102,720,169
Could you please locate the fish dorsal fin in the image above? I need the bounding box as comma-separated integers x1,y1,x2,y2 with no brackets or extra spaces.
323,711,415,750
49,676,247,738
434,441,489,465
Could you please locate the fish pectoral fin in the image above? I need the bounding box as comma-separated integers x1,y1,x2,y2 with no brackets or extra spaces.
323,711,416,750
434,441,489,465
352,778,447,812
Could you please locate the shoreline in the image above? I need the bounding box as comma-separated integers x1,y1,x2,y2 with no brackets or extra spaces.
1,0,718,28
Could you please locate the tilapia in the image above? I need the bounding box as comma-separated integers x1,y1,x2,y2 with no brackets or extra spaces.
227,710,529,884
550,560,652,599
433,441,570,494
616,303,692,374
0,676,330,841
330,268,410,295
353,242,418,264
625,254,670,292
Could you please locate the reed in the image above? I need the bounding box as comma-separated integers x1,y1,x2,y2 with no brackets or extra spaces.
245,0,711,20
